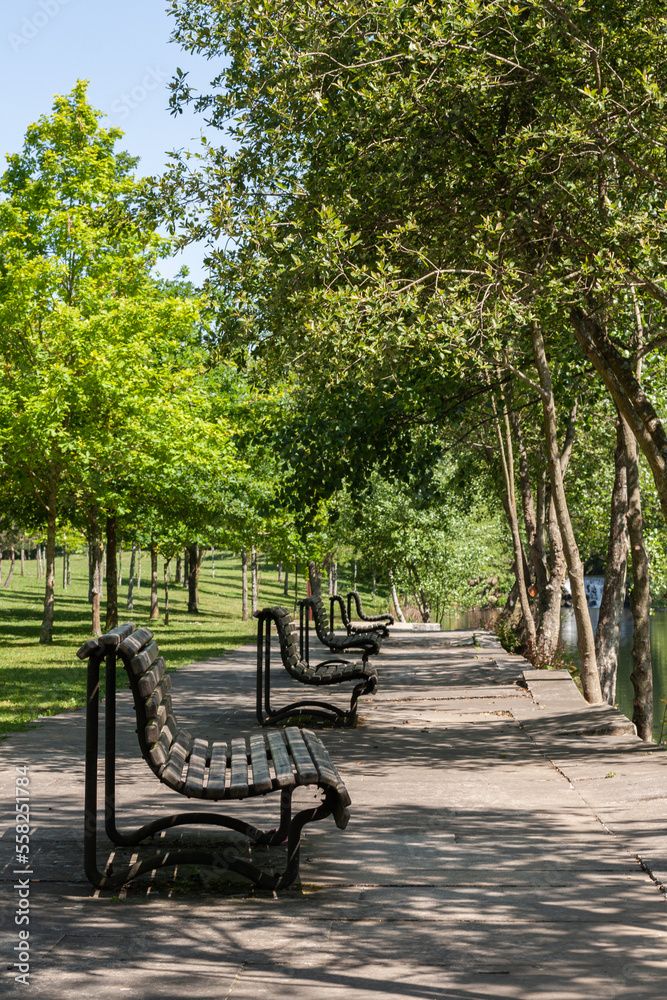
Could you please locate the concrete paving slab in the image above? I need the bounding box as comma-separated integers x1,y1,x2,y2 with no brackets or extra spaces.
215,961,664,1000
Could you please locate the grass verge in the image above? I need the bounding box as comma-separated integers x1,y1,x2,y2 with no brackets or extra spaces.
0,550,392,740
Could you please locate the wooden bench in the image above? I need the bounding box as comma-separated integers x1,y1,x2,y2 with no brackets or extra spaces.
255,605,378,725
77,622,351,891
300,595,383,666
329,592,394,639
348,590,395,630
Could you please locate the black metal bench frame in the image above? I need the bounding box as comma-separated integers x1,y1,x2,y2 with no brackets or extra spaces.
299,595,383,666
255,606,378,726
348,590,395,629
329,593,393,638
79,622,351,892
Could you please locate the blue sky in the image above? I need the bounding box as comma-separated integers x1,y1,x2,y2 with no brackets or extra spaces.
1,1,220,279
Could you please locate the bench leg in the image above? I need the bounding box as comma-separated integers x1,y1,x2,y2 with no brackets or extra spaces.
275,789,338,889
261,697,351,726
342,674,379,726
85,784,332,893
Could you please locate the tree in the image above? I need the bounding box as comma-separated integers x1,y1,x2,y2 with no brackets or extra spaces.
165,1,667,711
0,82,166,640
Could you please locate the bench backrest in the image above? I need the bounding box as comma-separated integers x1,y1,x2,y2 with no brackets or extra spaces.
98,624,177,775
348,590,394,625
258,605,320,681
301,595,332,643
330,594,352,632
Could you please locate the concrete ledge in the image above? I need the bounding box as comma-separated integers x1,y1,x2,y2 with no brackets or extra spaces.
387,622,442,632
522,668,637,737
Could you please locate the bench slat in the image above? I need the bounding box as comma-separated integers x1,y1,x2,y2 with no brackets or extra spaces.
130,641,160,676
161,729,193,790
302,729,351,804
76,638,100,660
249,735,273,793
144,676,172,718
184,738,209,796
99,622,136,647
149,714,178,767
205,741,228,796
118,627,154,658
229,738,249,798
285,727,318,784
144,702,170,745
266,731,295,788
137,657,167,698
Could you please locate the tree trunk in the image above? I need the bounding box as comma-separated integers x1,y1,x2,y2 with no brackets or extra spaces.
277,562,283,583
509,407,548,595
39,494,57,644
372,569,377,597
164,559,171,625
20,544,25,577
531,324,602,703
621,417,653,740
479,438,534,616
389,570,407,623
333,561,338,596
150,538,159,620
89,513,102,637
571,307,667,524
88,542,93,601
283,566,289,596
534,470,548,599
241,548,248,620
420,589,431,623
3,547,15,589
105,514,118,630
308,560,322,600
127,543,137,612
407,563,430,622
538,498,566,660
595,419,629,705
251,545,259,613
62,538,67,590
490,392,537,649
96,539,105,606
188,542,198,613
175,554,182,585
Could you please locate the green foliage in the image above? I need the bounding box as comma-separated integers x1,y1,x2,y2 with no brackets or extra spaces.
331,463,512,617
492,617,523,657
163,0,667,625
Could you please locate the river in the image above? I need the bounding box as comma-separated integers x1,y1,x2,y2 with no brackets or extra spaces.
441,607,667,740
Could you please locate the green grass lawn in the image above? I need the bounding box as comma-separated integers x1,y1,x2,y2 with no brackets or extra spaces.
0,549,392,739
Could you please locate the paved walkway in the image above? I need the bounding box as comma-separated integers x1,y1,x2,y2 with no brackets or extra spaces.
1,628,666,998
